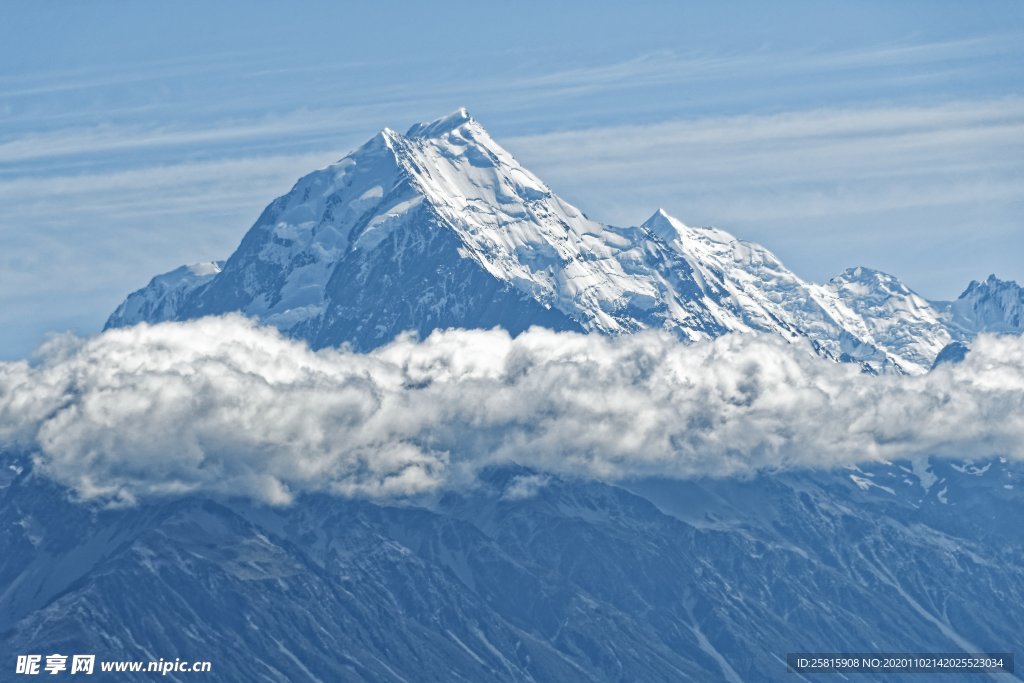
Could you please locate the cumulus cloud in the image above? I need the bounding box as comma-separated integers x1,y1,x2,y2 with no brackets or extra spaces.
1,315,1023,505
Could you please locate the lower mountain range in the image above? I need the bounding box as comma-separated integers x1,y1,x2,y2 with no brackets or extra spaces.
2,454,1021,681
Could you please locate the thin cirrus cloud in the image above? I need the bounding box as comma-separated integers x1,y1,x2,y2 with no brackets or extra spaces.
4,34,1018,165
1,316,1023,506
0,109,383,165
505,97,1024,209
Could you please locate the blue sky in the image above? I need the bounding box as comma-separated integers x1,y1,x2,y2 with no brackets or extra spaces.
1,0,1022,358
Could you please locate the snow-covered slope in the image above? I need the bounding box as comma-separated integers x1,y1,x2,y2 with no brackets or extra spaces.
106,109,1023,373
637,209,935,372
107,261,223,329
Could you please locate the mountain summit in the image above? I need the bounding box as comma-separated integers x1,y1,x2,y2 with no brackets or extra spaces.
108,110,1020,373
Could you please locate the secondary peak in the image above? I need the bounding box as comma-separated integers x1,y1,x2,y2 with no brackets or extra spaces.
641,208,685,241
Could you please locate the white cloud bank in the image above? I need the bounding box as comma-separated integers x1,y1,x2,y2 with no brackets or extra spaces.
1,316,1023,505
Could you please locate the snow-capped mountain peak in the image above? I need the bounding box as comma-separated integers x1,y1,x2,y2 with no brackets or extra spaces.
944,274,1024,336
405,106,474,138
820,266,952,373
833,266,906,293
107,261,224,329
641,208,685,242
106,111,1023,373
